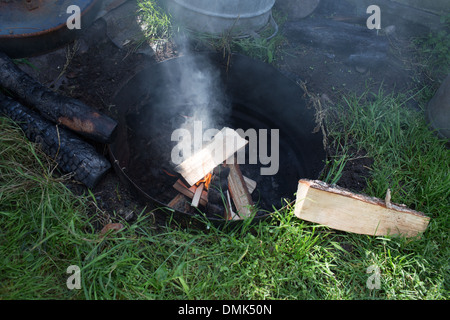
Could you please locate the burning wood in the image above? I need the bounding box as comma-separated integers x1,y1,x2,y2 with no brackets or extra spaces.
191,182,205,208
169,127,259,219
174,127,248,186
173,179,208,207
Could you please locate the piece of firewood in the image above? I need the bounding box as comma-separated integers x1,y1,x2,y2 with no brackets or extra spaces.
174,127,248,186
191,183,204,207
173,179,208,207
0,92,111,188
0,52,117,143
227,163,254,218
294,179,430,238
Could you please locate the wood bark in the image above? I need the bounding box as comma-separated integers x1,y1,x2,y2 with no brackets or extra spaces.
0,52,117,144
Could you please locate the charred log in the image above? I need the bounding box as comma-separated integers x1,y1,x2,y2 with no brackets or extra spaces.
0,52,117,144
0,92,111,188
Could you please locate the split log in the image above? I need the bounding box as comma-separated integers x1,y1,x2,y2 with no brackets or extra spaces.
191,183,204,208
174,127,248,186
294,179,430,238
0,92,111,188
0,52,117,144
227,163,254,218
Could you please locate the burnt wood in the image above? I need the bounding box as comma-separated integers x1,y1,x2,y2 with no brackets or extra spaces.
0,92,111,188
0,52,117,143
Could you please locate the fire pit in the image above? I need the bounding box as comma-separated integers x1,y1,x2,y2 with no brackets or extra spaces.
109,53,325,225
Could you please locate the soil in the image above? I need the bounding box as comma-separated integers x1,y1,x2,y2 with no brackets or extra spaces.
10,0,435,229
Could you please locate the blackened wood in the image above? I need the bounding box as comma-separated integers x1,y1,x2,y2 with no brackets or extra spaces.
0,52,117,143
0,92,111,188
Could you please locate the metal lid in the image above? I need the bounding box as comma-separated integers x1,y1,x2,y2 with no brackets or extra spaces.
0,0,101,57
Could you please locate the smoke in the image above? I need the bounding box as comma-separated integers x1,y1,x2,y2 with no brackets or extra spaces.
148,35,230,166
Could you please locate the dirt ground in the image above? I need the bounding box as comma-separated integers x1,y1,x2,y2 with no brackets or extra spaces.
13,1,431,228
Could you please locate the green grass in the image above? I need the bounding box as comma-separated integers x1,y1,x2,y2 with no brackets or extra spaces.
321,88,449,299
137,0,172,42
1,87,449,299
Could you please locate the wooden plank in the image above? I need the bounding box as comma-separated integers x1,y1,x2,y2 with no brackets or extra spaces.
174,127,248,186
191,183,204,208
173,180,208,207
227,163,254,218
294,179,430,238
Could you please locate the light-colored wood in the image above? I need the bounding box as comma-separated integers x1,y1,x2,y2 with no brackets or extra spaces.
191,183,204,207
227,163,254,218
173,180,208,207
294,179,430,238
243,175,256,194
174,127,248,186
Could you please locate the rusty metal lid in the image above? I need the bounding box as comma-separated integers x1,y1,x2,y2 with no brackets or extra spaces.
0,0,101,58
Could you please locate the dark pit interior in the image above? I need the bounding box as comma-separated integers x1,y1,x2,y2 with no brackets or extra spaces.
109,53,326,222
